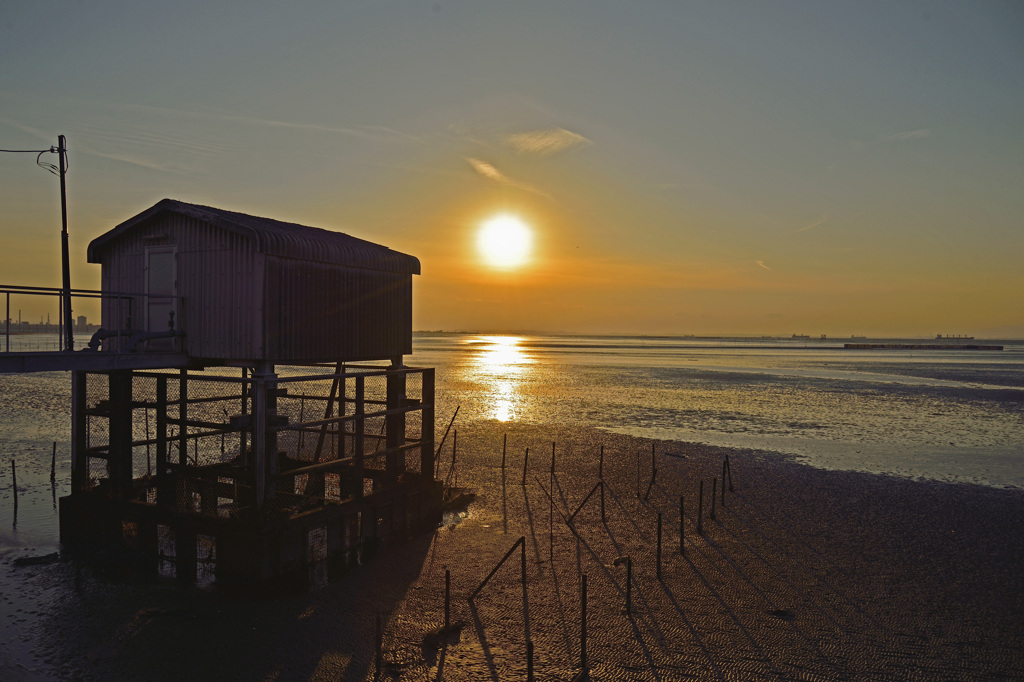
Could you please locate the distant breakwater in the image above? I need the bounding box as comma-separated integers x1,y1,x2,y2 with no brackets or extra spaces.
844,343,1003,351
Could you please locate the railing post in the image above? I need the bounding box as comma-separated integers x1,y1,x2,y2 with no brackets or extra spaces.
421,368,435,477
355,375,365,498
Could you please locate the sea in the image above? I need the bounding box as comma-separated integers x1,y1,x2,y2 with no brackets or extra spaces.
0,332,1022,675
412,333,1024,490
2,332,1024,546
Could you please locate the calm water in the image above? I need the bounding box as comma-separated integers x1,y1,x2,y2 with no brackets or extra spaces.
1,333,1023,551
414,334,1024,489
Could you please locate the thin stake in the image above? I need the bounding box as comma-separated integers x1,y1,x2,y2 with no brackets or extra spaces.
697,480,704,535
527,639,534,682
549,443,555,556
470,536,526,600
50,442,56,484
656,512,663,580
502,433,507,469
600,480,606,523
722,459,727,506
711,478,717,521
522,447,529,486
679,495,685,554
10,459,16,499
435,405,460,478
726,454,734,492
549,470,554,559
598,445,604,480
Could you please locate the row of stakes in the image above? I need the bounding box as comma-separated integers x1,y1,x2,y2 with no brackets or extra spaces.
8,442,59,523
374,438,736,679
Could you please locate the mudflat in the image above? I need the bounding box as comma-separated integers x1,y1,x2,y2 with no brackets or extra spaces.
11,422,1024,680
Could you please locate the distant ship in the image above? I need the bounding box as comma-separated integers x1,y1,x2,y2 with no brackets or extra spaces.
936,334,974,340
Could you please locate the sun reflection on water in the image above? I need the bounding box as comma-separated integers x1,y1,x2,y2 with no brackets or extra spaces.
469,335,533,422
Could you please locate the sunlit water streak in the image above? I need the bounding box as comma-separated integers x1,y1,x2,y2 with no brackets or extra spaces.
414,334,1024,490
0,334,1022,554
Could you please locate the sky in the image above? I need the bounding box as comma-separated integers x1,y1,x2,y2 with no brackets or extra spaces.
1,1,1022,337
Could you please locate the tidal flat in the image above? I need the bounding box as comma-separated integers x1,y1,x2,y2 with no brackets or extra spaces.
3,421,1022,680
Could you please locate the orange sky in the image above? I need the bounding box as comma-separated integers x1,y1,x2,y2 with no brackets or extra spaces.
2,2,1022,337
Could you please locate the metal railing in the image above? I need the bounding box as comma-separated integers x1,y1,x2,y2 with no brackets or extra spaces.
1,284,183,354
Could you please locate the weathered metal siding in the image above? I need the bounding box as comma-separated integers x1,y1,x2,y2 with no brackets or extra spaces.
264,257,413,362
95,213,262,359
92,201,416,363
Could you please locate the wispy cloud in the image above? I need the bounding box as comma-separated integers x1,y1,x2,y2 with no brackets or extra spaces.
0,117,53,144
116,102,426,145
464,157,552,199
465,157,508,182
795,214,828,233
885,129,930,142
503,127,591,156
756,260,773,271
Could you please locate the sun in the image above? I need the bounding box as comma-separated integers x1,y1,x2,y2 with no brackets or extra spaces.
477,214,533,269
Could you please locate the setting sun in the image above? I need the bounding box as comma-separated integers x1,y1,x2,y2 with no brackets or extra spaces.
477,214,533,269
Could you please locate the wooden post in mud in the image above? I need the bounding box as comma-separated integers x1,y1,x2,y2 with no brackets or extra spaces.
599,445,604,480
600,480,606,523
452,429,459,490
549,465,554,559
10,459,16,500
527,639,535,681
656,512,663,580
522,447,529,486
711,478,717,521
50,442,56,484
644,442,658,500
722,460,727,506
580,573,588,676
697,481,704,535
725,455,734,492
444,567,451,630
679,495,685,554
502,433,507,470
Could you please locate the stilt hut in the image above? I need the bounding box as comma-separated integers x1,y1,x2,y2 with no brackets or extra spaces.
58,199,439,588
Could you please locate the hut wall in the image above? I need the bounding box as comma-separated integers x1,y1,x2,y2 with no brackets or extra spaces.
264,257,412,362
98,214,263,359
97,212,413,363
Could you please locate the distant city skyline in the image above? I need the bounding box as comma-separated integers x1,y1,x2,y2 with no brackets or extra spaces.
2,1,1022,337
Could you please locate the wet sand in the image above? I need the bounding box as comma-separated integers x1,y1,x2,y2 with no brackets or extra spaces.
4,421,1023,680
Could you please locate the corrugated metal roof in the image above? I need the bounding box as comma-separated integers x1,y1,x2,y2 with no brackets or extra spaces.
87,199,420,274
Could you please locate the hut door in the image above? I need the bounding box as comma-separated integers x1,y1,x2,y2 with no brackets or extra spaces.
145,246,177,350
